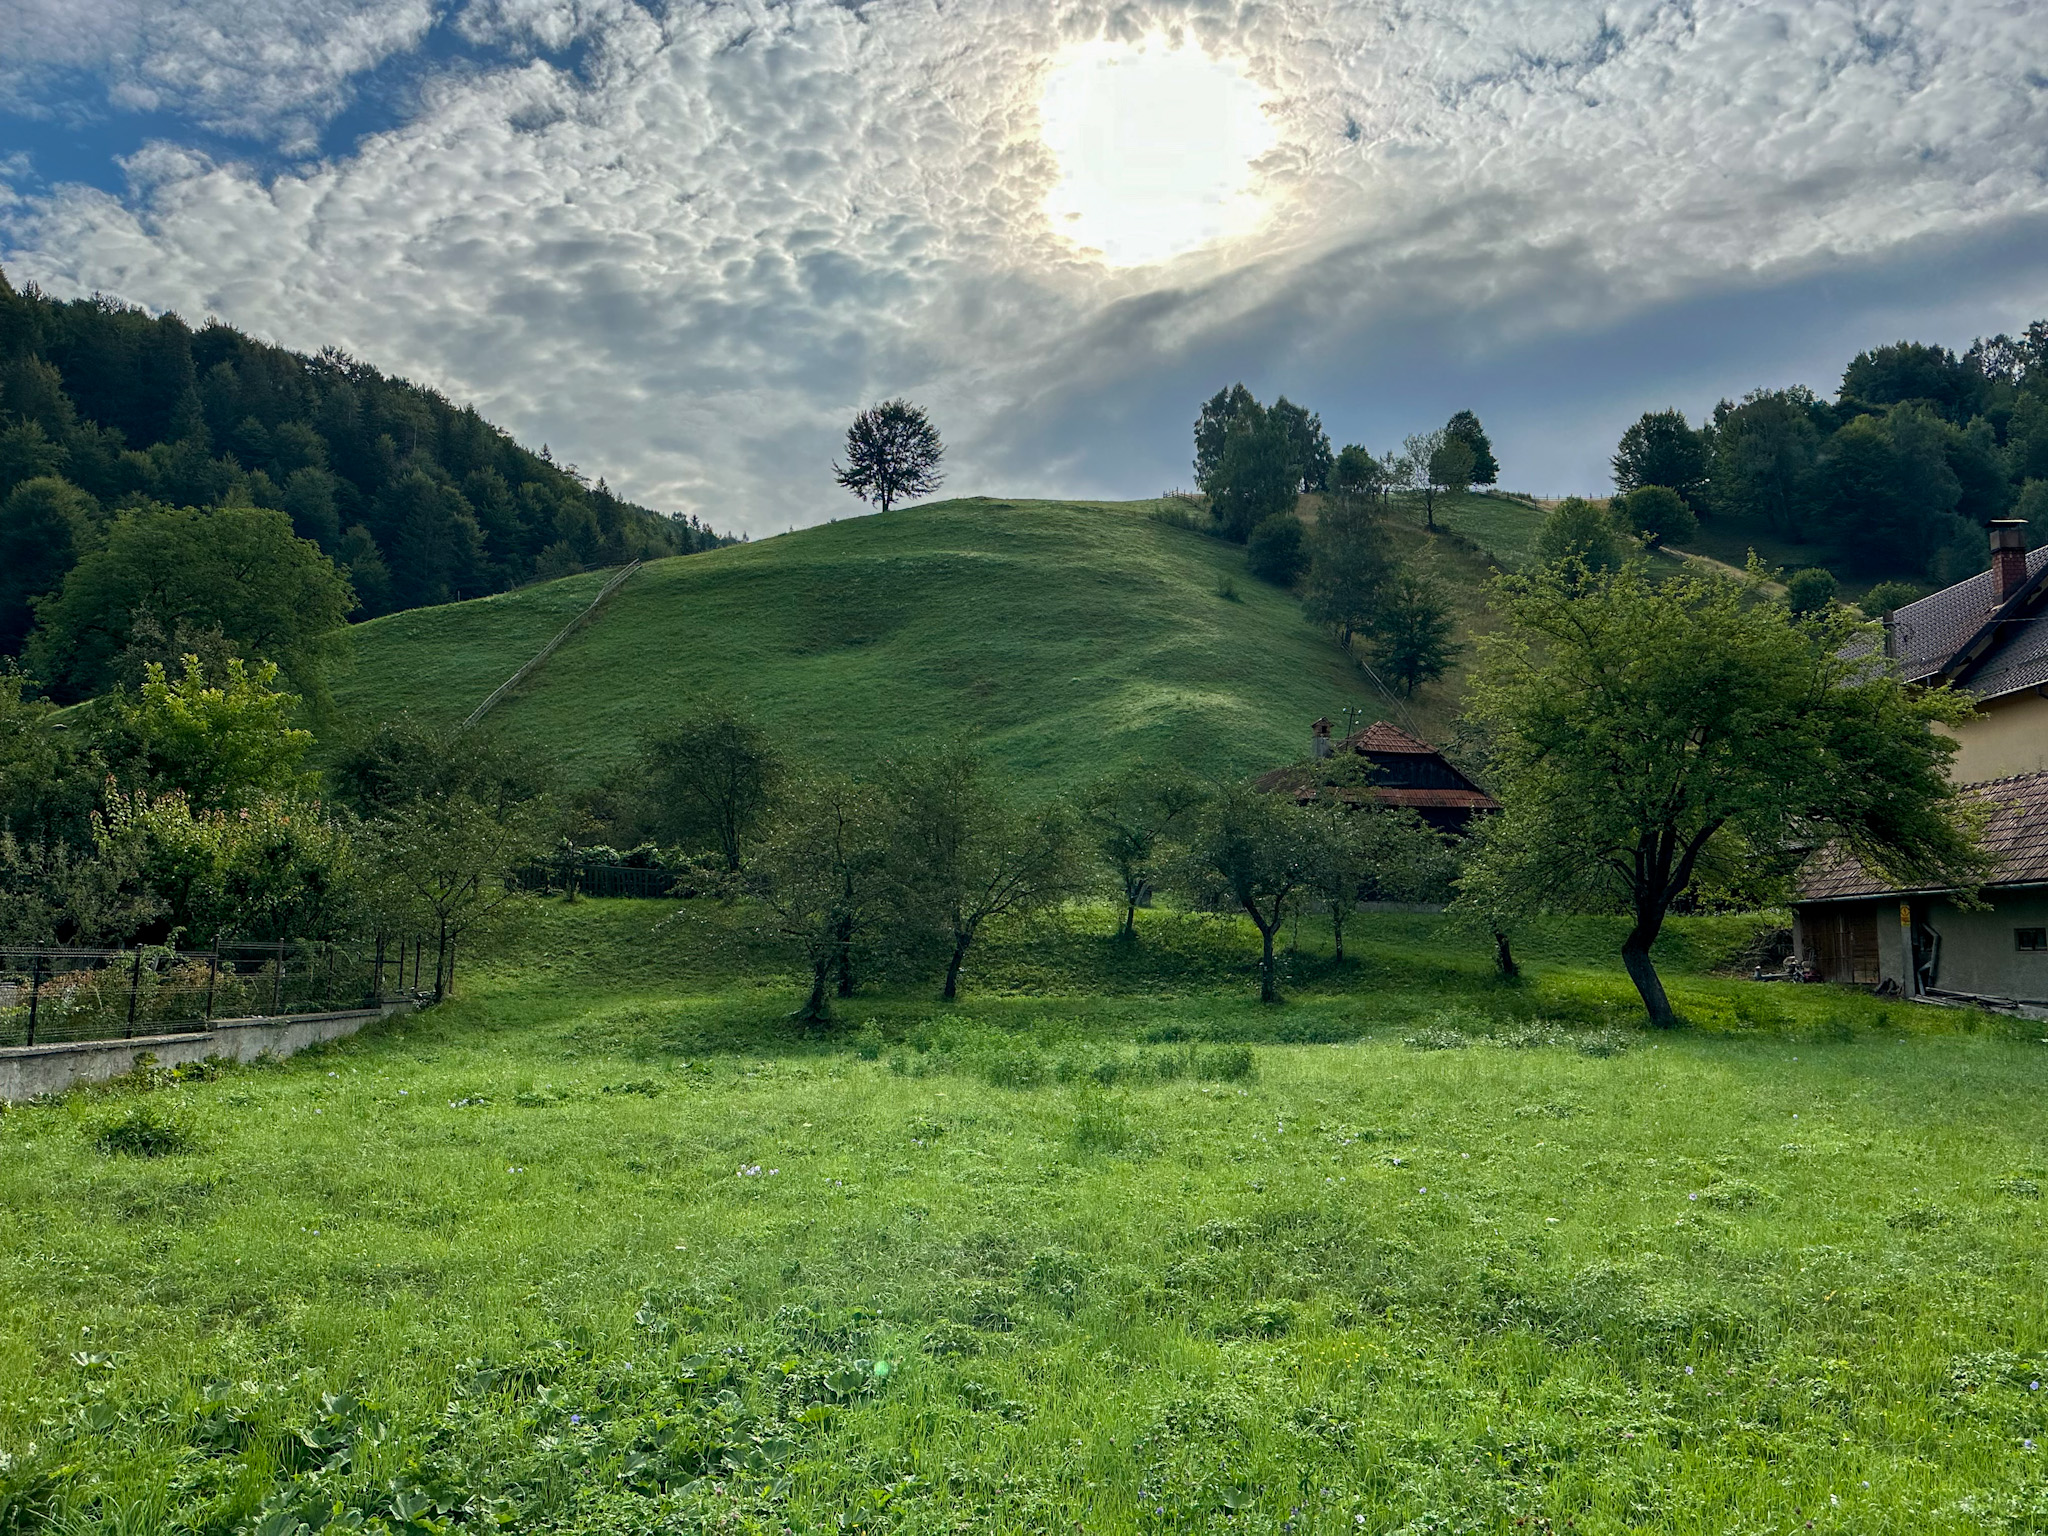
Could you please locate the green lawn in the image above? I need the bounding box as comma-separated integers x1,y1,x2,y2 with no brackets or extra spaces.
5,900,2046,1534
327,498,1499,792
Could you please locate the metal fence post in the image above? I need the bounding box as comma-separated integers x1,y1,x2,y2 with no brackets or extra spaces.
204,945,219,1023
25,955,43,1047
372,933,386,1004
273,937,285,1014
126,949,143,1037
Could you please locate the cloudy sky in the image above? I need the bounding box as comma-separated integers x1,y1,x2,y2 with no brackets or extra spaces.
3,0,2045,535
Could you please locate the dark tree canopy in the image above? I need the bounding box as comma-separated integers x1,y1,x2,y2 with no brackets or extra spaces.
1206,413,1300,541
1612,410,1711,509
834,399,945,514
0,266,729,680
1267,397,1334,493
1443,410,1499,485
1840,341,1986,424
1193,384,1261,489
1246,512,1308,585
1617,484,1697,549
1638,316,2048,584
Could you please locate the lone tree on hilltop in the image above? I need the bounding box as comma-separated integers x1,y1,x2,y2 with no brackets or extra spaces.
1444,410,1499,486
1453,558,1984,1026
835,400,945,513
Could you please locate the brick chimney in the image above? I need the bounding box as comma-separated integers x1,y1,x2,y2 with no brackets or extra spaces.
1991,519,2030,605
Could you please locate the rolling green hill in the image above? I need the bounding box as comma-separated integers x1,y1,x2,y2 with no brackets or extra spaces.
330,496,1497,791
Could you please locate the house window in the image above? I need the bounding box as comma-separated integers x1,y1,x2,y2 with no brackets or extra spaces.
2017,928,2048,952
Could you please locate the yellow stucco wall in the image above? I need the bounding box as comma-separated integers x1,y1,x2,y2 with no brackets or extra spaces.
1942,689,2048,783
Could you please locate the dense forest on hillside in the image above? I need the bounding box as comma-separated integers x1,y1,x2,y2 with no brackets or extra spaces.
0,267,729,695
1614,322,2048,587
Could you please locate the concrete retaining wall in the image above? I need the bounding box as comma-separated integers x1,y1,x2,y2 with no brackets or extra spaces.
0,1001,414,1101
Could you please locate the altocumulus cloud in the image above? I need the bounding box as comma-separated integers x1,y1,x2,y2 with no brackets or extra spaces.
3,0,2046,532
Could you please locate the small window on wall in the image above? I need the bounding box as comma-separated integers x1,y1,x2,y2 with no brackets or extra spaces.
2017,928,2048,952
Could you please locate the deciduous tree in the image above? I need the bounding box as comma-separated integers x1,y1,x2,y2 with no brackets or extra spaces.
1444,410,1499,486
28,503,354,704
889,744,1080,1001
1177,781,1312,1004
754,772,892,1021
637,707,783,872
1083,767,1207,939
1459,559,1984,1025
1612,410,1711,510
834,400,945,514
1617,484,1697,549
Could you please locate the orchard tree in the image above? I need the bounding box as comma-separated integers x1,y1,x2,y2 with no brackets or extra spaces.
1177,781,1313,1003
834,400,945,514
890,744,1081,1001
754,772,893,1021
1458,558,1984,1026
636,706,783,872
1302,798,1453,962
1083,766,1208,939
365,793,548,999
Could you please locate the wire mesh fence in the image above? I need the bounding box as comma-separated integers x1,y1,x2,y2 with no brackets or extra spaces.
0,937,441,1049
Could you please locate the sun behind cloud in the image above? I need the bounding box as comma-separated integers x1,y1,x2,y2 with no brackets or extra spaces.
1037,36,1277,268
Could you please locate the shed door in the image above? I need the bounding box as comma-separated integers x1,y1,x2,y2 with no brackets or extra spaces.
1810,906,1880,984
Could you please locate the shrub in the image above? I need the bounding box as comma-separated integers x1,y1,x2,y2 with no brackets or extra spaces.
1784,566,1839,615
1246,514,1308,585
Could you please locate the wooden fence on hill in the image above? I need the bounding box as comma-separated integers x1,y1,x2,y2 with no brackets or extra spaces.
463,560,643,729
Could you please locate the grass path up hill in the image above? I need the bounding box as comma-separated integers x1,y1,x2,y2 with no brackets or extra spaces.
333,497,1479,791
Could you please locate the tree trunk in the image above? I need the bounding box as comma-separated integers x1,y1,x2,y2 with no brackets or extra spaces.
1121,886,1139,940
1493,929,1519,979
1331,905,1346,964
1257,920,1279,1004
942,934,970,1001
1621,919,1676,1026
798,961,831,1023
834,914,856,997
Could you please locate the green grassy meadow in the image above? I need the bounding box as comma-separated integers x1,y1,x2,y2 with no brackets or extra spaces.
328,498,1502,791
6,900,2048,1534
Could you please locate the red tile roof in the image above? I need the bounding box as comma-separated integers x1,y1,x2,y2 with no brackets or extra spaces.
1345,721,1440,754
1797,769,2048,901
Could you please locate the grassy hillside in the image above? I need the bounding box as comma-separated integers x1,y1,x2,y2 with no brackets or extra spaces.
332,497,1499,791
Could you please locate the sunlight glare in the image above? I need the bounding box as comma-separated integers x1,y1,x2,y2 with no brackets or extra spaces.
1038,37,1276,268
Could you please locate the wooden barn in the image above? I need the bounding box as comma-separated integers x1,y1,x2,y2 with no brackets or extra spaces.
1257,718,1498,833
